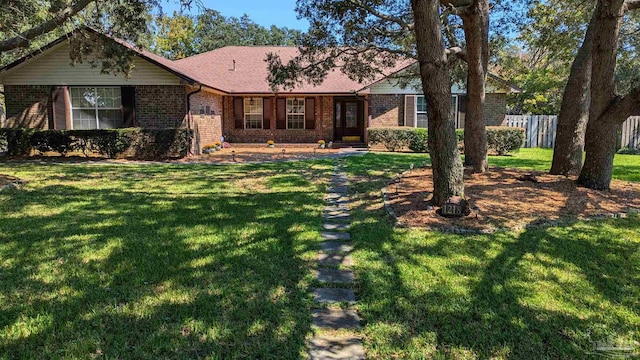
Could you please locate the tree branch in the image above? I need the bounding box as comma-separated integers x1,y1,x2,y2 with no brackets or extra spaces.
625,0,640,11
0,0,95,52
445,46,467,62
601,86,640,123
343,0,414,30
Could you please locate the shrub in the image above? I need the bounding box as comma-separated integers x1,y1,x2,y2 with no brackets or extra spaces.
618,147,640,155
0,129,34,156
30,131,75,156
408,128,429,153
486,127,525,155
0,128,192,159
368,127,414,151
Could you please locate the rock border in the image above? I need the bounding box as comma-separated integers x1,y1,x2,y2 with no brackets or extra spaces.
381,168,640,234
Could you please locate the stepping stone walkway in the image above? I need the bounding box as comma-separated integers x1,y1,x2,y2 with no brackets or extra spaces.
308,160,364,360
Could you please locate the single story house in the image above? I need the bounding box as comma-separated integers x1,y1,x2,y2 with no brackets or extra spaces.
0,28,521,153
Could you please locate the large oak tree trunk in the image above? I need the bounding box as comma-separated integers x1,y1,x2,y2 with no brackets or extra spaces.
411,0,465,206
549,21,594,176
461,0,489,173
578,0,626,189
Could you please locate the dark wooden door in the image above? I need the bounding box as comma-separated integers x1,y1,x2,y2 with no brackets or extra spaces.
334,98,364,142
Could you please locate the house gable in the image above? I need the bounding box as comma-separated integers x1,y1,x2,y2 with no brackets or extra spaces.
0,42,183,86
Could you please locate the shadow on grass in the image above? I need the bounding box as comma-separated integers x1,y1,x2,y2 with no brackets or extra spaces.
0,160,333,358
345,153,639,358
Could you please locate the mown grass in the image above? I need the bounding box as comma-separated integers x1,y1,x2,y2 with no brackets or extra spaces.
345,151,640,359
0,160,333,359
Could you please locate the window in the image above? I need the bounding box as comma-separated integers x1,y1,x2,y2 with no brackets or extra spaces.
286,98,305,129
416,95,428,128
413,95,459,129
244,98,263,129
70,87,122,129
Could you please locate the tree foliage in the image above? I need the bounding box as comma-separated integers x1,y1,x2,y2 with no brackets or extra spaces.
153,9,303,60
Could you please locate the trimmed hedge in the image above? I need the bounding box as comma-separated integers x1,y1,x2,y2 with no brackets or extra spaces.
368,126,524,155
0,128,193,159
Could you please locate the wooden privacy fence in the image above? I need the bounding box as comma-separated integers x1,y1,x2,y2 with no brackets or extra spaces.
504,115,640,149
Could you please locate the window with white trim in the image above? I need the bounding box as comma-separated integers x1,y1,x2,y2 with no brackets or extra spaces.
244,97,263,129
413,95,459,129
416,95,428,128
70,87,122,129
286,98,305,129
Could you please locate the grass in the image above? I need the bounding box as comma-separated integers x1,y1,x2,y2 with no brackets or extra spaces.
0,160,333,359
1,149,639,359
345,151,640,358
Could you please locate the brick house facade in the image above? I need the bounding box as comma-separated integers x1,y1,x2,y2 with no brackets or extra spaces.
0,28,520,154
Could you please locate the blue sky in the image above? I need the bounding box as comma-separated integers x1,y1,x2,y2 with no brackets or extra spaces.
161,0,309,30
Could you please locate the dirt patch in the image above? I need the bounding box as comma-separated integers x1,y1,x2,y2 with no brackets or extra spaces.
0,174,23,189
387,167,640,231
178,147,340,163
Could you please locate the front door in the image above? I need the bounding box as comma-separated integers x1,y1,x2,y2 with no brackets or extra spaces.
334,97,364,142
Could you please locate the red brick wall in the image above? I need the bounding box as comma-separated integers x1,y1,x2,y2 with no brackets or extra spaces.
369,94,403,127
369,93,507,128
484,93,507,126
135,85,187,128
222,95,334,143
3,85,52,129
188,88,223,154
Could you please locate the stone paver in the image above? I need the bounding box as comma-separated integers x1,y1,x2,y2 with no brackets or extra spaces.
308,336,364,360
316,268,354,283
313,288,356,304
321,241,353,252
317,253,354,267
312,308,360,329
322,231,351,240
325,204,349,212
323,223,350,231
327,186,348,193
324,213,351,221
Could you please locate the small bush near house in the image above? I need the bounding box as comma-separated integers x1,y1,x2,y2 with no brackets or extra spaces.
618,147,640,155
370,127,523,155
0,128,193,159
368,127,415,151
486,126,525,155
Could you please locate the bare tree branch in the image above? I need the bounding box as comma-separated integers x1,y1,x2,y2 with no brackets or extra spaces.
0,0,95,52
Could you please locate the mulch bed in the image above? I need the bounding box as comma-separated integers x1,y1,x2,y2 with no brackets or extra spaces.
177,147,340,163
386,167,640,231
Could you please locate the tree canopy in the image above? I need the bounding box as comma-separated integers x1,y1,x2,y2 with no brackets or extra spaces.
153,10,302,60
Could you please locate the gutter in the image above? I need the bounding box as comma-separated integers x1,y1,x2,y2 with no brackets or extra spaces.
186,84,203,156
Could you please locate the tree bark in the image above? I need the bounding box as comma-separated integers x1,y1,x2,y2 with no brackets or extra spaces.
549,21,594,176
578,0,626,189
411,0,465,206
461,0,489,173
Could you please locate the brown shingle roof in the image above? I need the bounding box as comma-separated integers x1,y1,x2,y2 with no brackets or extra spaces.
174,46,411,94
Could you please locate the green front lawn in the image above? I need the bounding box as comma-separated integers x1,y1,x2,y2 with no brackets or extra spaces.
346,151,640,358
1,149,639,359
0,161,332,359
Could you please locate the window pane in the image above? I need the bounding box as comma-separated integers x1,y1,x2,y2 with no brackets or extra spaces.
416,96,427,113
335,103,341,127
287,114,304,129
72,109,97,129
70,87,96,108
417,114,428,129
98,109,123,129
244,98,263,129
345,102,357,128
286,98,305,129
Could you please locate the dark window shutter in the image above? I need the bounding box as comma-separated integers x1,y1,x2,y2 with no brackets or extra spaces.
234,97,244,129
52,86,68,130
305,97,316,129
276,98,286,129
458,95,467,129
263,97,272,129
121,86,136,128
404,95,416,127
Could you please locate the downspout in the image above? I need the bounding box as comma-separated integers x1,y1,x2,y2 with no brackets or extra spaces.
186,84,203,156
